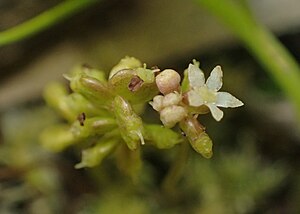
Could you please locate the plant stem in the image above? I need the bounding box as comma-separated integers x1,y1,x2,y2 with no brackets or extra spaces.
195,0,300,121
162,141,189,195
0,0,99,47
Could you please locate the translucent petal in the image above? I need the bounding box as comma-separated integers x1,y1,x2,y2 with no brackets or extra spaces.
216,92,244,108
206,65,223,91
206,103,224,121
187,89,204,107
188,63,205,88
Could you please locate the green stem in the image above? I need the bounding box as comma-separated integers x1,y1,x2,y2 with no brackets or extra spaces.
195,0,300,121
162,141,189,195
0,0,99,47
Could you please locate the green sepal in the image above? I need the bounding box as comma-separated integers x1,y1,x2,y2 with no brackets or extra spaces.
181,60,201,93
113,96,145,150
144,124,182,149
179,117,213,158
136,67,155,83
71,117,117,138
40,124,77,152
181,69,190,93
75,138,119,169
109,69,159,104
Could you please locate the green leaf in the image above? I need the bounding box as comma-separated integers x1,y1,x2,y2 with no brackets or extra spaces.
144,124,182,149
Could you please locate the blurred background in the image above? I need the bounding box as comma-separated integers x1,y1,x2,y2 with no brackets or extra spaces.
1,0,300,213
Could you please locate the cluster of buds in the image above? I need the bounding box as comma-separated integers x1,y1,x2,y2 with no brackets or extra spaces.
150,60,244,158
41,57,243,172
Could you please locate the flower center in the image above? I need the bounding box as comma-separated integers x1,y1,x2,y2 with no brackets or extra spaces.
198,86,217,104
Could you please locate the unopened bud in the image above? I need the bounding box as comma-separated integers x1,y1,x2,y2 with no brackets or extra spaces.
113,96,145,150
150,95,164,111
160,105,187,128
156,69,181,95
162,92,182,107
109,56,142,79
179,117,213,158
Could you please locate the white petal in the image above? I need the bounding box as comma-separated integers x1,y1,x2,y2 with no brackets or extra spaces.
206,103,224,121
216,92,244,108
206,65,223,91
187,89,204,107
188,63,205,88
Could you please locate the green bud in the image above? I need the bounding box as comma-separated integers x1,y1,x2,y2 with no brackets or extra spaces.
44,82,111,121
75,138,118,169
71,117,117,138
113,96,145,150
68,73,114,106
144,124,182,149
40,125,77,152
109,56,142,79
70,64,107,82
109,69,159,104
43,82,68,107
179,117,213,158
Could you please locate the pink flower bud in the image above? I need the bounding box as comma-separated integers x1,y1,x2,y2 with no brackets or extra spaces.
156,69,181,95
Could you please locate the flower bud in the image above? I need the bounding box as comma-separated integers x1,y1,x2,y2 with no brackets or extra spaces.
162,92,182,107
109,69,159,104
109,56,142,79
40,125,77,152
149,95,164,111
113,96,145,150
71,117,117,138
160,105,187,128
179,117,213,158
156,69,181,95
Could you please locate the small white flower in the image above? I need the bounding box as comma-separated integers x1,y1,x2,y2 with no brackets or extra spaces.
187,63,244,121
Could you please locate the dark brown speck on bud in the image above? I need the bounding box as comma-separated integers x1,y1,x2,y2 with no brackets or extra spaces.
77,112,86,126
